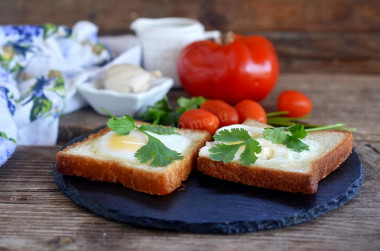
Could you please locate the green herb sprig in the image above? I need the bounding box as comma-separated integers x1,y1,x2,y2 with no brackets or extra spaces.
101,107,183,167
209,128,262,166
263,124,309,152
141,96,206,126
266,111,356,132
209,124,310,166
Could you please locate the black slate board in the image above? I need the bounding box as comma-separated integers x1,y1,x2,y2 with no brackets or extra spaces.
54,128,364,234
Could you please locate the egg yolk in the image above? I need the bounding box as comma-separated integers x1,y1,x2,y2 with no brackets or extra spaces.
107,131,148,151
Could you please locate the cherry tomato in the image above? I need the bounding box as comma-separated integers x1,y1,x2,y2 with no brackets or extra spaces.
277,90,312,117
178,109,220,134
177,34,279,104
200,100,239,127
235,100,267,123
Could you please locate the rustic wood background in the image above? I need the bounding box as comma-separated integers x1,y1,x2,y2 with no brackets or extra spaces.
1,0,379,74
1,2,380,248
2,73,379,250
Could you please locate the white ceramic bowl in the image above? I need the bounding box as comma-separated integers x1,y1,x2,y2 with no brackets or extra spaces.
77,77,173,117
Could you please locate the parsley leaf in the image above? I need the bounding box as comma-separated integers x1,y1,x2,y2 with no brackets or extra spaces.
263,124,309,152
210,124,310,166
141,97,172,125
140,96,206,126
160,111,182,126
213,128,251,142
177,96,206,112
135,133,183,167
288,124,307,139
101,107,136,135
210,129,262,166
240,140,262,166
106,115,135,135
138,124,179,135
209,143,242,163
285,136,309,152
285,124,309,152
102,106,183,167
262,127,288,144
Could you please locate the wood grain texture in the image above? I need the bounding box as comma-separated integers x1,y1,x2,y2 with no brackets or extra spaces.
1,0,380,74
267,32,380,74
1,0,379,33
1,73,376,250
0,144,378,250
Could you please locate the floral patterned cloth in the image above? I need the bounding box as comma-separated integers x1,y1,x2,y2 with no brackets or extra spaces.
0,21,112,166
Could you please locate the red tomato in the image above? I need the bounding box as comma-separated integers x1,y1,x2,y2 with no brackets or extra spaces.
177,34,279,104
178,109,220,134
200,100,239,127
277,90,312,117
235,100,267,123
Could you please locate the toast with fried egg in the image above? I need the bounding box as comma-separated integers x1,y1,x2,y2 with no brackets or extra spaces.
56,124,211,195
197,119,353,194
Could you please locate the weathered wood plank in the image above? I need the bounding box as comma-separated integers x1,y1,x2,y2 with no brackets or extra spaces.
266,32,380,59
2,1,380,73
264,32,380,74
2,73,379,250
0,142,378,250
1,0,379,33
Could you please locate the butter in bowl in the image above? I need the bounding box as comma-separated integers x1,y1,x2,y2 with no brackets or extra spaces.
78,64,173,117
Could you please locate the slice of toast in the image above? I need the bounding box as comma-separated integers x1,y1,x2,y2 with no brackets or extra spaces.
56,124,211,195
197,119,353,194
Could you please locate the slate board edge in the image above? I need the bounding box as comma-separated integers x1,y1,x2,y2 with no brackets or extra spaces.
54,130,364,234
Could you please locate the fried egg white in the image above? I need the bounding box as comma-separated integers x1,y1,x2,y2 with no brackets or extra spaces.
93,128,192,164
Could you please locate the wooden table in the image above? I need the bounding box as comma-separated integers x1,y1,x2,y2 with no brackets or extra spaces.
1,73,379,250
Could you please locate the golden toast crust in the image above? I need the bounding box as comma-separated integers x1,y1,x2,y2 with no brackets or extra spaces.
197,125,353,194
56,127,211,195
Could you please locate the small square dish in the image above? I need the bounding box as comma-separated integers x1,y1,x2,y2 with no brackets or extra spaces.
77,77,173,117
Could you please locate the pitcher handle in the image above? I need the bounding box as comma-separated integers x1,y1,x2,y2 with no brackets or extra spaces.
204,30,221,41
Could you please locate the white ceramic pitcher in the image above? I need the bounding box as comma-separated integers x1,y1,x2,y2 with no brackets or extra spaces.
130,17,220,87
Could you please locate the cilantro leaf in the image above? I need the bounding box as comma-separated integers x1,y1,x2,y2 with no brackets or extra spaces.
135,134,183,167
102,106,183,167
210,128,262,165
240,140,262,166
284,124,309,152
214,128,251,142
285,135,310,152
100,106,136,135
153,96,172,110
263,124,309,152
209,143,242,163
106,115,135,135
210,124,310,166
138,124,179,135
140,97,172,125
140,96,206,126
177,96,206,111
160,111,182,126
263,127,288,144
288,124,307,139
142,107,168,124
